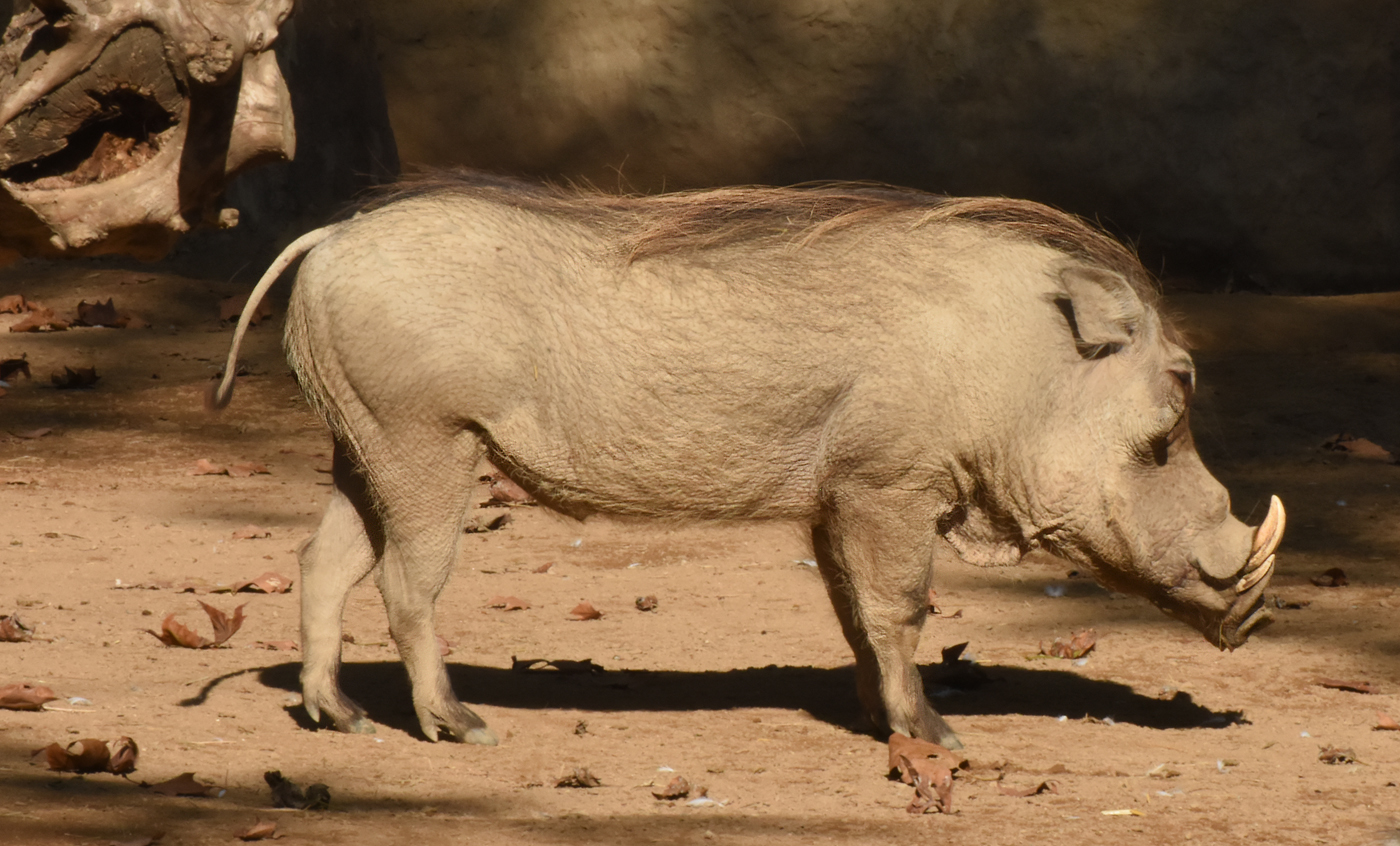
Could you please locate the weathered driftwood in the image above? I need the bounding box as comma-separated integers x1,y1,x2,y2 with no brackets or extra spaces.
0,0,296,263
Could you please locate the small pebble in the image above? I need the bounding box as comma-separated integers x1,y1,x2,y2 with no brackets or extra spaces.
1044,584,1066,597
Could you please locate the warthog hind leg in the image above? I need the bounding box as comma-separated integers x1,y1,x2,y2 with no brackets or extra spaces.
370,428,496,744
299,442,379,734
812,491,962,749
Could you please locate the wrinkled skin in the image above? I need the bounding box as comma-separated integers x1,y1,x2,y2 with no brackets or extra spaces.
0,0,295,262
211,176,1283,749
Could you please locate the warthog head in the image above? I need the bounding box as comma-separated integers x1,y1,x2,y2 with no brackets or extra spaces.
1035,265,1281,649
0,0,295,262
945,262,1283,650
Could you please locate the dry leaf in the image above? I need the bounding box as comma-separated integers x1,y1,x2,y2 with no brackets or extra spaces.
1322,433,1394,462
265,771,329,809
653,775,691,799
145,772,215,796
1318,678,1377,694
511,657,604,674
1040,629,1098,659
75,299,122,327
254,640,299,651
480,470,533,505
37,738,111,773
51,365,97,388
0,356,30,380
998,780,1060,797
235,820,280,841
0,294,25,313
231,525,271,540
188,459,228,476
0,682,60,710
464,512,511,533
10,305,69,332
0,612,34,642
555,768,601,788
569,602,603,621
227,462,270,478
1374,710,1400,731
1311,568,1348,587
1318,746,1357,765
888,732,967,815
145,601,247,649
225,572,292,594
12,427,52,439
219,295,273,325
635,595,659,612
486,595,531,611
107,736,139,775
533,562,554,574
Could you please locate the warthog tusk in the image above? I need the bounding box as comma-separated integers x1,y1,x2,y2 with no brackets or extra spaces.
1236,554,1274,593
1245,495,1285,571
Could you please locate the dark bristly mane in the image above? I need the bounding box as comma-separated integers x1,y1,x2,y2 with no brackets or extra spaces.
357,169,1164,316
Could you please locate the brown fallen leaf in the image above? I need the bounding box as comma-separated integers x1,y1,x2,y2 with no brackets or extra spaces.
888,732,967,815
555,767,601,788
569,602,603,621
235,820,280,841
533,562,555,574
36,738,111,773
1318,746,1357,765
188,459,228,476
219,294,273,325
998,780,1060,797
1311,568,1349,587
145,772,215,796
51,365,97,388
480,470,534,505
74,299,122,327
145,601,247,649
635,595,658,612
1040,628,1098,660
1319,678,1377,694
1374,710,1400,731
254,640,299,651
511,657,604,674
0,294,25,313
464,512,511,533
12,427,53,439
231,525,271,540
0,355,30,380
107,736,139,775
0,612,34,642
227,462,271,478
486,595,531,611
225,572,292,594
265,771,329,809
652,775,691,800
0,682,60,710
1322,433,1394,462
10,305,70,332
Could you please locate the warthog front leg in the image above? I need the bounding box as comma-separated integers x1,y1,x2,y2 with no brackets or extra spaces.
812,491,961,749
299,443,378,734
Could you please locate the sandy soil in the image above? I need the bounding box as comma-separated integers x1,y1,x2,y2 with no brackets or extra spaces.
0,262,1397,845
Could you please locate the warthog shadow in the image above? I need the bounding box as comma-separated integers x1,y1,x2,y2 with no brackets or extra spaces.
209,659,1243,737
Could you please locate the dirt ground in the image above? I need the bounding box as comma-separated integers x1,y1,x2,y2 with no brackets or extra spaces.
0,261,1397,846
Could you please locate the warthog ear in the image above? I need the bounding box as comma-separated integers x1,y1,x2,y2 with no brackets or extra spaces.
1054,265,1145,358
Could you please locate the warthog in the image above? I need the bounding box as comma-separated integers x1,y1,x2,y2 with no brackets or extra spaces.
211,172,1284,749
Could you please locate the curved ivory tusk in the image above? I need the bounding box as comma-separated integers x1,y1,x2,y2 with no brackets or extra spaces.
1246,495,1286,571
1236,554,1275,593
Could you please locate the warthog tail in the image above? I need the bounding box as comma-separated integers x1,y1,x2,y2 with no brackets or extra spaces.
205,225,338,412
